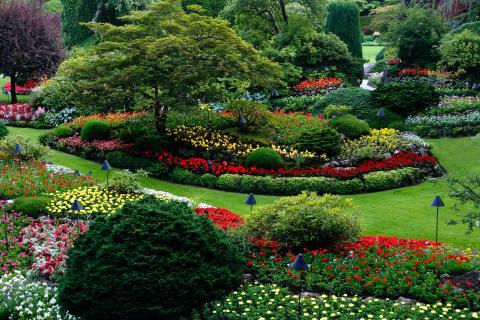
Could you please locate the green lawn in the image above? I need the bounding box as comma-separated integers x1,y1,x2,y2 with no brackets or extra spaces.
0,76,30,104
7,126,480,248
362,45,384,64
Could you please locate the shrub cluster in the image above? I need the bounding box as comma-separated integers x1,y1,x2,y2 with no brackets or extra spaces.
80,120,111,142
313,88,372,120
330,114,370,139
246,147,283,169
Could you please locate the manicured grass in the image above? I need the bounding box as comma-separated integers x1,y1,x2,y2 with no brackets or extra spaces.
362,45,384,63
0,76,30,104
7,126,480,248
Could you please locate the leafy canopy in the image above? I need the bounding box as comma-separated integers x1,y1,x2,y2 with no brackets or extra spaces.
52,0,282,132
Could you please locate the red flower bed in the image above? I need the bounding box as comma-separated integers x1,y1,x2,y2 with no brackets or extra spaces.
0,104,41,121
294,78,342,95
388,58,401,65
57,135,133,152
195,207,244,229
247,235,478,308
3,80,41,94
398,68,433,77
152,151,437,179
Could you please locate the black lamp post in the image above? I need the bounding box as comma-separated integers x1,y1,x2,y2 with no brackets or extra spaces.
239,115,247,126
15,144,24,174
71,199,84,221
431,195,445,245
244,193,256,211
290,254,310,320
101,160,112,188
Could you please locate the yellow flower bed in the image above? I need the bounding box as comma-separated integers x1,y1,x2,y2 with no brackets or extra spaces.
168,125,315,160
46,186,144,216
341,128,408,159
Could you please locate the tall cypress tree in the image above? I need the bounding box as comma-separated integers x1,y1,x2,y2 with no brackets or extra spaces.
326,1,363,59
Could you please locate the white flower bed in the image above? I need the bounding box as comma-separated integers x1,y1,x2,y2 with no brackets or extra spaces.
406,111,480,129
0,271,78,320
45,163,75,175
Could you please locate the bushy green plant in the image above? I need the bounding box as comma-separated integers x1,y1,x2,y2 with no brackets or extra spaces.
107,169,147,194
245,192,360,248
80,120,110,142
105,151,153,170
270,96,322,112
298,126,341,156
368,108,405,130
0,125,8,138
371,80,439,118
440,30,480,81
246,148,284,169
330,114,370,138
0,135,49,160
225,99,271,132
385,6,446,66
326,1,363,59
363,167,422,191
11,197,49,218
52,125,73,138
313,88,372,120
324,105,353,118
58,197,244,320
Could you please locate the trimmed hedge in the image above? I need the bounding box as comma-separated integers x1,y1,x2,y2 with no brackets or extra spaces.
168,167,427,195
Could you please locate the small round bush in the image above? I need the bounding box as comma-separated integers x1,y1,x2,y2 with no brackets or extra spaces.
0,124,8,138
245,192,360,248
52,125,73,138
368,108,405,130
298,126,341,156
371,80,439,118
58,197,244,320
313,88,372,120
80,120,110,142
246,148,284,169
12,197,49,218
330,114,370,139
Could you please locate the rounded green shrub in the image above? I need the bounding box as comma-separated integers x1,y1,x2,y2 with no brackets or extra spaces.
246,148,284,169
58,197,244,320
52,125,73,138
330,114,370,139
368,108,405,130
80,120,110,142
313,88,372,120
12,197,49,218
245,192,360,248
371,80,439,118
0,125,8,138
298,126,341,156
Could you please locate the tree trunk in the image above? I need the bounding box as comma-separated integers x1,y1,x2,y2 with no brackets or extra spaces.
10,73,17,104
154,104,167,135
278,0,288,25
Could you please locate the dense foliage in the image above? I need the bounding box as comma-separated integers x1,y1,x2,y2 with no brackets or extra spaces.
0,0,65,103
440,30,480,81
58,197,245,319
313,88,372,120
246,147,284,169
245,192,360,248
326,1,362,59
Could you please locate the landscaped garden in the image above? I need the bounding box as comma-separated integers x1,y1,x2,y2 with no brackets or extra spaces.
1,0,480,318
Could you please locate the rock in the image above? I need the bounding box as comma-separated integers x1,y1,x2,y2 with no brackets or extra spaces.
419,148,429,156
440,273,451,280
383,153,392,160
301,292,322,298
396,297,418,305
242,274,254,283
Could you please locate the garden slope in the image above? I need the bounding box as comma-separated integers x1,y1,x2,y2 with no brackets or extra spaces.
8,126,480,248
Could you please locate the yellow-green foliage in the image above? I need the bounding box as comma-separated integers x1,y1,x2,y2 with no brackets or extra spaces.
244,192,360,248
340,128,407,160
441,30,480,80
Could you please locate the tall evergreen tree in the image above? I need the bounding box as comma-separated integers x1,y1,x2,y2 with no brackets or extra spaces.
326,1,363,59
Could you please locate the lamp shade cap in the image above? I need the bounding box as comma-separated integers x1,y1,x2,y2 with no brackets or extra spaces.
101,160,112,171
376,108,385,118
431,195,445,207
15,143,24,153
290,254,309,271
71,199,84,211
244,193,257,206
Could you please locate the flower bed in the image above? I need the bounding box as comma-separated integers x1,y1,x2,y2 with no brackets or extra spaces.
406,111,480,137
65,112,147,129
294,78,343,96
156,150,436,179
0,160,94,199
3,80,41,94
428,96,480,116
247,235,480,309
0,104,44,122
57,135,133,153
197,283,478,319
194,207,244,229
20,219,88,279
